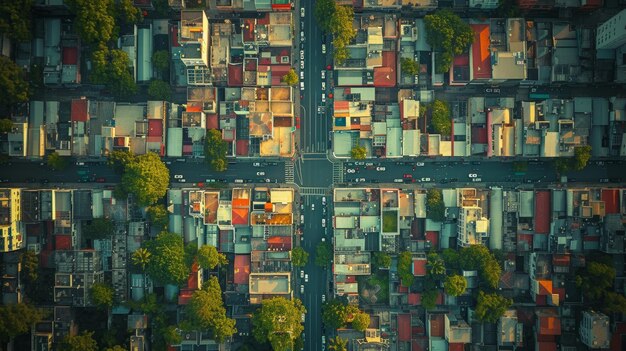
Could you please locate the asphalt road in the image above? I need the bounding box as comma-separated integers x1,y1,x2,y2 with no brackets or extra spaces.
294,154,333,187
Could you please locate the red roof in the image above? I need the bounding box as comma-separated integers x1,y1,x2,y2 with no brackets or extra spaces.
228,64,244,86
472,126,488,144
232,207,249,225
171,25,180,47
206,114,218,130
601,189,620,214
538,316,561,335
471,24,492,80
536,279,553,295
71,99,88,122
245,58,257,71
271,65,291,85
148,119,163,137
448,343,464,351
537,342,557,351
178,289,193,305
258,13,270,25
453,53,469,66
55,235,72,250
610,321,626,351
235,139,249,156
398,314,411,342
534,191,550,234
425,231,439,250
408,293,421,305
268,236,292,251
552,254,570,266
243,19,255,42
412,336,427,351
187,262,199,289
429,314,444,338
373,51,397,87
234,255,251,285
345,275,357,283
412,258,427,276
63,47,78,65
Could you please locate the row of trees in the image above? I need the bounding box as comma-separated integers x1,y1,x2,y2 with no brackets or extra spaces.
314,0,356,64
205,129,229,171
555,145,593,173
322,299,370,331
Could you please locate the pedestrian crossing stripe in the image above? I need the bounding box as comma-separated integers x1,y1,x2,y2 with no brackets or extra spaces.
299,187,327,196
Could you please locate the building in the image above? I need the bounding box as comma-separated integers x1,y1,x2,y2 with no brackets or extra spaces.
457,189,489,247
179,10,210,68
53,250,104,307
596,9,626,50
579,311,610,349
498,310,523,348
0,188,24,252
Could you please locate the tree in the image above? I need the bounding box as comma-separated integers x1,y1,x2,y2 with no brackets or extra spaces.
144,232,189,285
328,336,348,351
430,100,451,135
122,152,170,205
66,0,115,45
148,79,171,101
196,245,228,270
372,252,391,270
448,245,501,289
91,46,137,98
0,303,45,344
252,297,306,351
162,325,182,345
426,189,446,222
281,68,298,86
351,312,370,331
554,158,571,173
314,0,336,32
444,275,467,296
47,151,69,171
205,129,228,172
104,346,126,351
107,150,136,173
132,248,151,271
315,242,333,267
351,146,366,160
421,289,437,310
603,292,626,315
0,56,29,105
147,204,169,230
185,276,237,342
401,58,419,76
572,145,592,171
424,10,474,73
426,252,446,278
91,282,114,308
0,119,13,134
398,251,414,287
475,291,512,323
322,299,348,329
82,218,115,240
291,247,309,267
576,261,616,300
58,331,98,351
0,0,33,41
152,50,170,72
330,6,356,65
20,250,39,281
116,0,141,24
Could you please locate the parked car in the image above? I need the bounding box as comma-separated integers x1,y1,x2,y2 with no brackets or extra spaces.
416,162,425,166
322,44,326,53
322,218,326,227
305,274,309,283
300,285,304,294
322,196,327,205
376,166,386,171
311,204,315,211
300,7,305,17
468,173,478,178
174,174,183,179
321,70,325,79
256,171,265,176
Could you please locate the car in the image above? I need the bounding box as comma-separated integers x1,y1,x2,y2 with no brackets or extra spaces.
76,161,85,166
96,177,106,183
300,7,305,17
301,313,306,323
416,162,425,167
300,285,304,294
322,218,326,227
321,82,326,91
599,178,610,183
321,70,326,79
300,270,304,278
311,204,315,211
322,196,327,205
346,168,356,174
322,336,326,345
300,50,304,60
174,174,183,179
305,274,309,282
300,214,304,223
596,161,605,166
321,294,326,303
257,171,266,176
300,71,304,80
300,31,305,42
421,177,432,182
178,179,186,183
403,174,412,178
468,173,478,178
321,44,326,54
322,207,327,214
355,178,365,182
300,60,304,69
376,166,386,171
253,162,261,167
234,179,244,183
472,178,482,182
321,94,326,103
394,179,403,183
322,237,325,242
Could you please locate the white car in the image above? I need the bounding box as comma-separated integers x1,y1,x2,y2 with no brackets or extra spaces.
472,178,482,182
305,274,309,283
321,44,326,54
355,178,365,182
376,166,386,171
421,177,432,182
468,173,478,178
346,168,356,174
311,204,315,211
416,162,425,167
300,60,304,69
76,161,85,166
321,82,326,91
178,179,186,183
300,7,305,17
253,162,261,167
300,270,304,278
322,219,326,227
321,294,326,303
174,174,183,179
394,179,403,183
321,70,326,79
300,71,304,80
321,94,326,103
256,171,265,176
300,285,304,294
301,312,306,323
322,197,327,205
300,31,305,42
300,81,305,91
300,50,304,60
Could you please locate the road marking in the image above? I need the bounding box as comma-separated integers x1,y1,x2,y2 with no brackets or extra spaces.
300,187,327,196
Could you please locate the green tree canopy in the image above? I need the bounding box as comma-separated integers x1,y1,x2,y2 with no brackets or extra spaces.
66,0,115,45
116,0,141,24
104,346,126,351
132,247,151,271
107,150,136,173
351,312,370,331
147,204,169,230
252,297,306,351
328,336,348,351
205,129,228,172
554,158,571,173
314,0,336,32
20,249,39,281
475,291,512,323
401,57,419,76
185,276,237,342
291,247,309,267
322,299,348,329
91,46,137,98
443,245,501,289
0,303,46,343
426,252,446,278
281,68,298,86
162,325,183,346
421,289,438,310
47,151,69,171
315,242,333,267
91,282,114,308
424,10,474,73
603,291,626,315
576,261,616,300
152,50,170,72
148,79,171,101
82,218,115,240
372,252,391,270
0,119,13,134
426,188,445,222
444,275,467,296
351,145,366,160
0,0,33,41
196,245,228,270
121,152,169,205
0,56,29,105
58,331,98,351
572,145,592,171
144,232,189,285
398,251,414,287
314,0,355,64
430,100,451,135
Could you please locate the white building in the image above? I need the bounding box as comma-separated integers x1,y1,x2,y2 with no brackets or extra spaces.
579,311,610,349
596,9,626,50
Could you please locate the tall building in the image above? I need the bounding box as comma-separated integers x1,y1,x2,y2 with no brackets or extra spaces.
596,9,626,50
0,188,24,252
579,311,610,349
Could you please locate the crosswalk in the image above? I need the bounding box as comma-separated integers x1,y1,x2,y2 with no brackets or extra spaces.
332,162,344,183
285,161,294,183
300,187,327,196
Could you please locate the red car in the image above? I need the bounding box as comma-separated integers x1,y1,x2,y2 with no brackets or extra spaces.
403,174,412,179
96,177,106,183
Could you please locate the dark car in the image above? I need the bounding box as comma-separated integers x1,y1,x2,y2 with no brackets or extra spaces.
96,178,106,183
